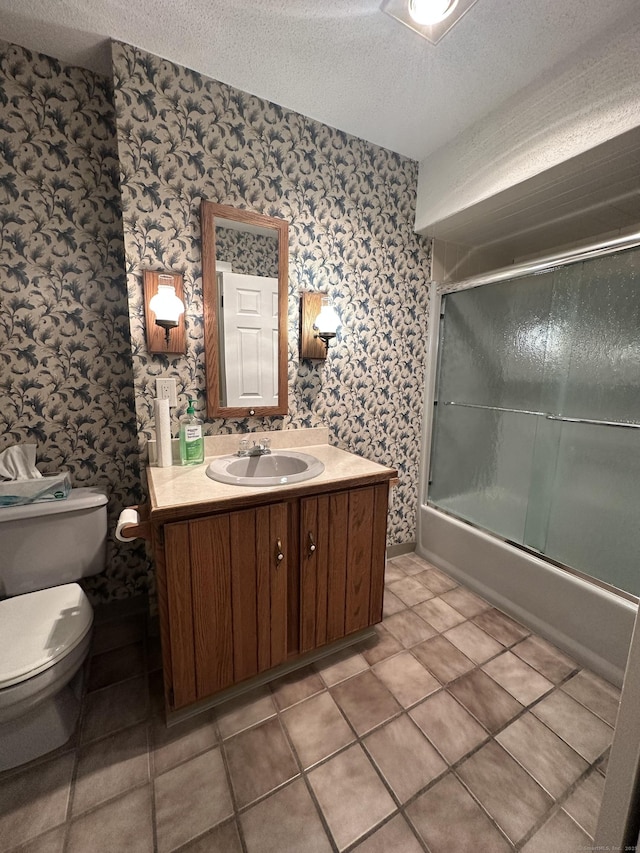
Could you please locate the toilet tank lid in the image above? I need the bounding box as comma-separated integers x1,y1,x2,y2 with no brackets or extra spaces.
0,583,93,688
0,487,107,523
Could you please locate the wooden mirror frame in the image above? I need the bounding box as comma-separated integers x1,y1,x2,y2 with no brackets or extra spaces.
201,201,289,419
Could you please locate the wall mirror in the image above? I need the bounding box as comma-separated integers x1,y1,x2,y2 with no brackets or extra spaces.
201,201,289,418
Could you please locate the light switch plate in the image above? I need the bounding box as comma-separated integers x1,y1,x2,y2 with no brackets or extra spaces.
156,377,177,407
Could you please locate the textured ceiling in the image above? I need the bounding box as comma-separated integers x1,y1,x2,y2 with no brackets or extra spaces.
0,0,638,161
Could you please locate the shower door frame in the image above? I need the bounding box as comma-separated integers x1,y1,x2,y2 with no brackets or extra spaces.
419,229,640,602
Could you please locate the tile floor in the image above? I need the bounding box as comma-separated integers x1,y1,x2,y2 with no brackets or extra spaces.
0,553,621,852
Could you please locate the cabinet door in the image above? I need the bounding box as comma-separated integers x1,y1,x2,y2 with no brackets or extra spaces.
190,503,288,700
300,483,389,652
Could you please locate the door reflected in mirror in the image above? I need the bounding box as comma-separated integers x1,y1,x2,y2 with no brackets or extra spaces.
201,202,289,418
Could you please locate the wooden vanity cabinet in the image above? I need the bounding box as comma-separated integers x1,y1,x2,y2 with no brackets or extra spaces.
154,480,391,713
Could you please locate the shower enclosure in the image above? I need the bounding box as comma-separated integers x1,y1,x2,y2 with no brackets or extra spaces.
418,234,640,683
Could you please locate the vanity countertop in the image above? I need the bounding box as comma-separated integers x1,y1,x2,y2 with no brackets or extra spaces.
147,432,397,523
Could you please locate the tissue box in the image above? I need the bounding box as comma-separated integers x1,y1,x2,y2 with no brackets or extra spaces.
0,472,72,507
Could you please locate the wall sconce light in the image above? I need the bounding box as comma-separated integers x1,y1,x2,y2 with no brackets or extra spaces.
300,292,341,359
143,270,186,354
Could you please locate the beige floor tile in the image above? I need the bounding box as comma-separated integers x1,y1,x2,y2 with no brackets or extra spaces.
386,576,434,607
562,669,621,726
383,610,436,648
384,562,407,583
80,676,149,744
331,670,401,736
520,809,590,853
532,690,613,762
412,634,475,683
418,564,458,588
67,785,154,853
483,651,553,706
91,615,145,656
270,665,325,710
9,825,66,853
414,568,458,594
497,712,588,798
391,555,425,576
412,596,466,632
215,686,277,739
440,586,491,618
373,651,440,707
314,647,369,687
179,819,243,852
444,621,503,664
473,608,530,645
72,722,149,816
382,589,406,617
224,718,298,808
353,814,423,852
241,778,332,853
151,709,218,776
356,624,404,666
458,741,552,844
0,752,74,850
563,769,605,838
407,772,512,853
364,715,446,803
449,669,523,733
154,748,232,852
410,690,488,764
512,635,578,683
281,691,355,769
496,713,589,798
87,642,146,692
308,744,396,851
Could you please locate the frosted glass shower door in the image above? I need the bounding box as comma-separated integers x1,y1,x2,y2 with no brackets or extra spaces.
429,270,556,544
533,250,640,595
429,245,640,598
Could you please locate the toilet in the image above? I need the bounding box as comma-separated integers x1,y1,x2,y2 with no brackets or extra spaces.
0,487,108,771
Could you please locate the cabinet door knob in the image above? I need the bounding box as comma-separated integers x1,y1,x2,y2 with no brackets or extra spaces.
275,538,284,565
308,532,316,555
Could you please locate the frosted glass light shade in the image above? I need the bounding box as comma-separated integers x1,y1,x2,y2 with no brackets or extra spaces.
314,297,341,336
149,283,185,326
408,0,458,24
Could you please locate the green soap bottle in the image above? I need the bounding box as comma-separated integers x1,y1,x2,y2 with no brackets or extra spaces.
179,399,204,465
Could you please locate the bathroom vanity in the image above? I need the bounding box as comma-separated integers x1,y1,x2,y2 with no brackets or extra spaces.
146,429,397,718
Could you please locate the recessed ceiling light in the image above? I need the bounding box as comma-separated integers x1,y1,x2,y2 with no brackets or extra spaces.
408,0,458,26
381,0,479,44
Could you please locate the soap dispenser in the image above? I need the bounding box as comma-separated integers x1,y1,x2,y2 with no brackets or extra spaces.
179,399,204,465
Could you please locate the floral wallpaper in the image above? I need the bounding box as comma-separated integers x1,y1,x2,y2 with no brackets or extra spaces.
112,41,431,545
0,40,150,602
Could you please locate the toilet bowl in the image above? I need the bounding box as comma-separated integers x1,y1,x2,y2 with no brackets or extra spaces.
0,488,107,771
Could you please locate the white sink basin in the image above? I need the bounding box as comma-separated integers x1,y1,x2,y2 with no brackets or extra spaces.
206,450,324,487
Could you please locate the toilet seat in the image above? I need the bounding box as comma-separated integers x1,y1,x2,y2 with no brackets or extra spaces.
0,583,93,689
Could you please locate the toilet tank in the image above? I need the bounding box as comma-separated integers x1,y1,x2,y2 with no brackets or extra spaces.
0,487,108,597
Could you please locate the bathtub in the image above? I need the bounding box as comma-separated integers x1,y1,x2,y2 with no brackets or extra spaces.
417,502,636,687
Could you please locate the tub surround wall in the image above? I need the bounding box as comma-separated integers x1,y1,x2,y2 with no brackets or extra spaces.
0,40,149,602
111,41,431,546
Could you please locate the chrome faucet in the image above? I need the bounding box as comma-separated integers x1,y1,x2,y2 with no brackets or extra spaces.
237,438,271,457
